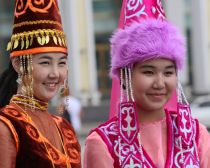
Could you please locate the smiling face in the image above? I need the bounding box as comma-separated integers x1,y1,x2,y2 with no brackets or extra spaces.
131,58,177,116
32,52,67,102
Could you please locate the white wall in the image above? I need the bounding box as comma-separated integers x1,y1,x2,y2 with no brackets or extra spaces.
191,0,210,94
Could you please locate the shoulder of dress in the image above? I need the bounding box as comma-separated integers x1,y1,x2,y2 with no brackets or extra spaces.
89,116,119,142
51,114,71,125
1,104,16,112
51,114,77,135
0,115,19,152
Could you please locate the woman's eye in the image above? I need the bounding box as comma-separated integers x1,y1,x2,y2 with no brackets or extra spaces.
143,71,154,75
164,71,174,76
59,61,67,65
39,61,50,65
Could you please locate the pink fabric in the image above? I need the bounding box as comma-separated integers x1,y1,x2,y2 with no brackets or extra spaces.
164,90,177,111
119,0,165,28
109,78,120,119
84,132,114,168
118,0,126,29
84,119,210,168
198,124,210,167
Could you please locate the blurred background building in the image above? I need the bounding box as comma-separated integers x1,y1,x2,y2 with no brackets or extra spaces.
1,0,210,106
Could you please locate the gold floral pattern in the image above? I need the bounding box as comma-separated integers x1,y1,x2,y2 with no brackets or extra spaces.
53,116,81,166
66,145,80,163
62,128,77,144
25,124,40,139
45,143,60,161
4,106,25,118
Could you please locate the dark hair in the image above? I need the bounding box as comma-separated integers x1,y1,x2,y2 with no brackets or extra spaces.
0,62,18,108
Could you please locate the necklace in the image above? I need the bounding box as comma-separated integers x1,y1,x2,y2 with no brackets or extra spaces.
10,94,48,111
55,123,71,167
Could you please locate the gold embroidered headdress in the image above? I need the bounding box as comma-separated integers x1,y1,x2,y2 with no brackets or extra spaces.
7,0,67,57
7,0,69,105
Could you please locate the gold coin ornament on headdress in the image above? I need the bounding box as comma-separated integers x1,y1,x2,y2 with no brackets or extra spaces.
7,29,67,51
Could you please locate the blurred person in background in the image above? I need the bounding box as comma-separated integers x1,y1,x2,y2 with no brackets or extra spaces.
0,0,81,167
84,0,210,167
63,95,84,134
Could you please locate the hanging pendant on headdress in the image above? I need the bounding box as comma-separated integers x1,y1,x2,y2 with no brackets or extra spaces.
118,67,139,144
176,78,200,166
177,81,195,145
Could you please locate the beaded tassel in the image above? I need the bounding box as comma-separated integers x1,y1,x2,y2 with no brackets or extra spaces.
193,138,200,162
118,136,122,166
128,68,134,102
118,67,144,166
18,55,35,111
120,68,123,103
138,133,144,162
179,136,184,163
125,67,129,101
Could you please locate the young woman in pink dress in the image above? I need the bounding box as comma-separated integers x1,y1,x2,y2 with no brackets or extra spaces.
84,0,210,167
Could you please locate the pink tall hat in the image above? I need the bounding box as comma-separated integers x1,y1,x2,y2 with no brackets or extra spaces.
110,0,186,78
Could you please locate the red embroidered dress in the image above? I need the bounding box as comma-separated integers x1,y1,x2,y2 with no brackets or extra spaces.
0,95,81,168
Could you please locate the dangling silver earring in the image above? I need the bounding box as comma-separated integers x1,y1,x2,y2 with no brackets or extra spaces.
59,78,68,96
58,72,70,115
16,73,22,85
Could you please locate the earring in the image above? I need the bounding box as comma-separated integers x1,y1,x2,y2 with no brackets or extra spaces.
58,69,70,115
18,55,35,110
59,78,69,97
27,54,33,98
16,73,22,85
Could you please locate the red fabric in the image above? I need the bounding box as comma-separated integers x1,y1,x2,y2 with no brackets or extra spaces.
0,103,81,168
9,0,67,56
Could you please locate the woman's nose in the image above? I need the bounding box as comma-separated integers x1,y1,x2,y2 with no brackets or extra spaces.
49,65,59,78
153,74,165,89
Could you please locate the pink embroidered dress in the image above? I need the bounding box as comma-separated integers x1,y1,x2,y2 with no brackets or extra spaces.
84,115,210,168
84,0,210,167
